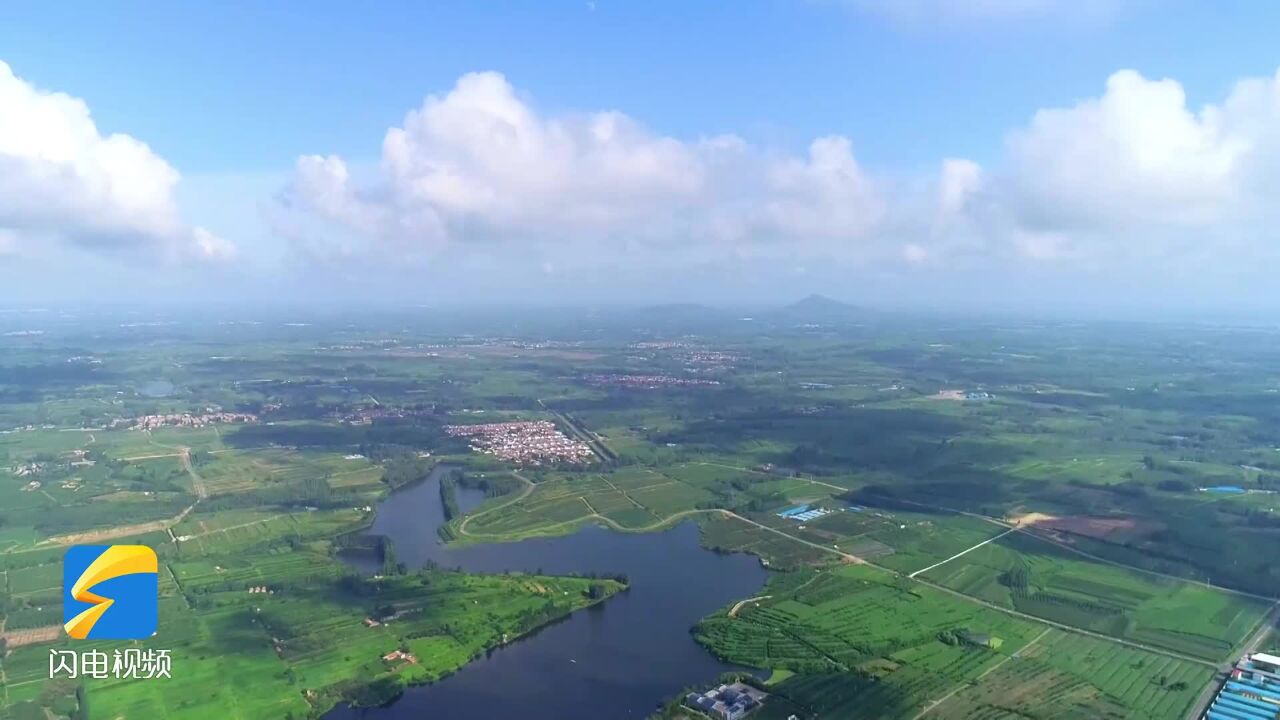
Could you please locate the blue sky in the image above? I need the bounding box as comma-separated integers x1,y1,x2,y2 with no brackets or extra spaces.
3,1,1280,314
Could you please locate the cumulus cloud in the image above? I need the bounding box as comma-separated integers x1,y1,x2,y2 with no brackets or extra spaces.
932,68,1280,266
933,158,982,233
1006,70,1245,230
765,136,883,241
0,61,232,262
279,72,884,264
281,66,1280,282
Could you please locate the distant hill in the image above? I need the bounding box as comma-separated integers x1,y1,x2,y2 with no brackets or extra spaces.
787,294,856,312
773,294,862,321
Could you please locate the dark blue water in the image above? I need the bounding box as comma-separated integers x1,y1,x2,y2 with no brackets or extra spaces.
326,466,768,720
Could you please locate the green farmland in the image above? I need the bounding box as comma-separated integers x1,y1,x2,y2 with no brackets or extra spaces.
695,564,1215,720
920,530,1271,661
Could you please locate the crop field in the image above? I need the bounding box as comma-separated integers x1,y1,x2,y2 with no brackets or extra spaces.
1,539,620,720
926,630,1213,719
920,531,1270,661
696,563,1216,720
699,515,837,569
191,448,382,496
462,468,727,539
695,564,1045,718
14,307,1280,720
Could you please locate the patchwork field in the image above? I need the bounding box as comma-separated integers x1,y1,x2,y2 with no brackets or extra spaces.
696,564,1215,720
924,630,1213,720
0,537,621,720
920,531,1271,661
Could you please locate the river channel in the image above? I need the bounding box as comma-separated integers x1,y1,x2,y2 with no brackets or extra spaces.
325,465,768,719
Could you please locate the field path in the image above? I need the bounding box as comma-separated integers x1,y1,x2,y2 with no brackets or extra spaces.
39,503,197,546
143,430,208,500
35,435,209,547
120,452,185,461
449,462,1230,675
909,528,1016,578
600,475,647,509
875,494,1278,604
461,506,720,540
723,512,865,563
728,595,771,617
457,472,536,537
183,512,290,540
913,576,1218,668
180,448,208,500
912,626,1054,719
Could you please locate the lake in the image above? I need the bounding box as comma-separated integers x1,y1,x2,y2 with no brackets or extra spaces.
326,466,768,719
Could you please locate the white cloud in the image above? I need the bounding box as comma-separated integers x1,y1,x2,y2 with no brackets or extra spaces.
1006,70,1246,231
902,242,929,264
191,228,238,262
281,65,1280,288
765,136,883,241
933,158,982,234
0,61,232,262
931,68,1280,266
280,72,884,264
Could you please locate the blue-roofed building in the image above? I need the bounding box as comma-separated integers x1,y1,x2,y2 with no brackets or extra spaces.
1200,653,1280,719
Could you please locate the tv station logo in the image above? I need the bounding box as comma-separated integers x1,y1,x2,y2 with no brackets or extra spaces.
63,544,158,640
50,545,171,681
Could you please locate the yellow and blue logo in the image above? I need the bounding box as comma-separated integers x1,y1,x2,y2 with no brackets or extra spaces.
63,545,158,640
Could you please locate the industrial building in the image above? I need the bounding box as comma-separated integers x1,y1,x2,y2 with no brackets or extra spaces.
777,505,831,522
684,682,767,720
1203,652,1280,720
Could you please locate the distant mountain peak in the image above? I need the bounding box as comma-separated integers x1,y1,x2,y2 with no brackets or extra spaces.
788,294,854,310
771,294,863,321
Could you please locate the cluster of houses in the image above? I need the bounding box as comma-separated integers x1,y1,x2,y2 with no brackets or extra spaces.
115,411,258,431
12,461,44,477
445,421,594,466
340,405,435,425
684,683,767,720
381,649,418,666
582,373,721,389
9,449,96,480
682,351,739,367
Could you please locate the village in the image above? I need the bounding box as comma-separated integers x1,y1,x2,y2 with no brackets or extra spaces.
444,420,594,465
113,411,259,431
582,373,721,389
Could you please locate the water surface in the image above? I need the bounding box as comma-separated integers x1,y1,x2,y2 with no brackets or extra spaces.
327,466,767,719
